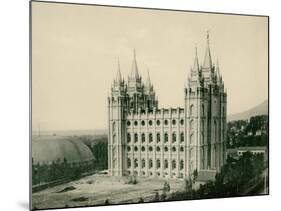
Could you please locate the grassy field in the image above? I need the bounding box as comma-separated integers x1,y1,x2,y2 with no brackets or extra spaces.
32,174,186,209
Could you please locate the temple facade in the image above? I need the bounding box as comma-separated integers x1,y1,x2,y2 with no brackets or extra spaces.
108,34,227,179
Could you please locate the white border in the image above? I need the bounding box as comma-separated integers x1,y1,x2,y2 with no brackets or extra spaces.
0,0,279,211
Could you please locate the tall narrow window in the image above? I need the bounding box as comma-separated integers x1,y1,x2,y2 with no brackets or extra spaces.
172,133,177,143
172,160,176,170
180,160,184,170
149,133,153,143
202,104,205,116
127,133,131,143
157,133,160,143
134,159,138,168
141,133,145,143
112,121,116,131
149,159,153,169
164,133,168,143
164,160,168,169
156,159,161,169
134,133,138,143
180,132,184,143
190,133,194,144
190,119,194,130
127,158,131,168
141,159,146,168
113,134,116,144
190,104,194,116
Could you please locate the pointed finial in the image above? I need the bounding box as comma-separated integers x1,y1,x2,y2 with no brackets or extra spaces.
203,30,212,69
130,48,139,79
133,48,136,60
207,30,210,42
193,44,199,72
146,68,151,88
115,57,122,82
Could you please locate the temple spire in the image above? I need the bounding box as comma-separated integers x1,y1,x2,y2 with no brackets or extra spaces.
130,48,140,79
146,68,152,90
115,58,122,82
216,59,220,77
193,45,200,72
203,31,212,69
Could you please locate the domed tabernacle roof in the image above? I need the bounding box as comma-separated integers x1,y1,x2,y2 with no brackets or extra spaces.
32,136,95,165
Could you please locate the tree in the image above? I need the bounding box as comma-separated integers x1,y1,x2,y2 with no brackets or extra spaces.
154,192,160,202
104,199,110,205
138,197,144,203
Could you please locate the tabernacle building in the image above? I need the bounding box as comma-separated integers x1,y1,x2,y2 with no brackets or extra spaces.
108,34,227,179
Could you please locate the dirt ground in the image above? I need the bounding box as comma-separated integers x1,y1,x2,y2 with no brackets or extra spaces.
32,174,186,209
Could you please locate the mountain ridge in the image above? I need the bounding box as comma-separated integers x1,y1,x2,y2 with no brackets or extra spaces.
228,99,268,121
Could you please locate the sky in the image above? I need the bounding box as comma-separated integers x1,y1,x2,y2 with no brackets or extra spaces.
32,2,268,131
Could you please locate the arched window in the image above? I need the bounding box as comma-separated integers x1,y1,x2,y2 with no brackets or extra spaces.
127,121,131,126
127,146,131,152
134,133,138,143
180,132,184,143
149,133,153,143
134,121,138,126
190,133,194,144
190,119,194,130
141,146,145,152
190,104,194,116
172,146,176,152
164,160,168,169
149,146,153,152
156,159,161,169
180,146,184,152
172,133,177,143
180,160,184,170
141,120,145,126
156,146,161,152
141,133,145,143
164,133,168,143
172,119,176,125
156,133,160,143
172,160,176,170
127,133,131,143
156,120,161,126
149,120,153,126
134,159,138,168
149,159,153,169
127,158,131,168
113,134,116,143
164,146,168,152
180,119,184,125
141,159,146,168
112,121,116,131
164,120,169,125
134,146,138,152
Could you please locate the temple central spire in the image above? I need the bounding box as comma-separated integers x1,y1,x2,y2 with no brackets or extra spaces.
203,31,212,69
115,58,122,82
130,49,140,79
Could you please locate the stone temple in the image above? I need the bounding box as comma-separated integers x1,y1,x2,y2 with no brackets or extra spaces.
107,33,227,179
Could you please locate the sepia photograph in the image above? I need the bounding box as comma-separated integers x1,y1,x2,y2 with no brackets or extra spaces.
31,1,269,210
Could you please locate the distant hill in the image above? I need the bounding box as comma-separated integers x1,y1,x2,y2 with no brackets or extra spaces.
228,99,268,121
